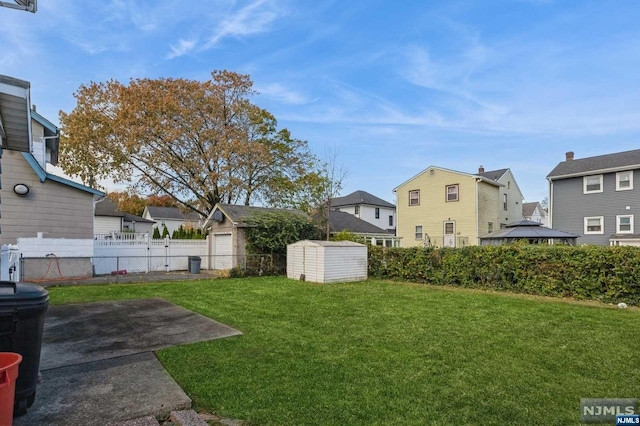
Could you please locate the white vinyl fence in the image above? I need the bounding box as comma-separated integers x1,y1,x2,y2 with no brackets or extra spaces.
9,234,209,282
93,235,208,274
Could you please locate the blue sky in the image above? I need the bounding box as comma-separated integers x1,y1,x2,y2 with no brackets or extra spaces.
2,0,640,204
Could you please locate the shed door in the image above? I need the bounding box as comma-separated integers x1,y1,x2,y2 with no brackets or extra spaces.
213,233,233,269
443,221,456,248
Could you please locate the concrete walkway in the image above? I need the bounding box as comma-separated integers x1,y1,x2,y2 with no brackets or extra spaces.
15,299,242,426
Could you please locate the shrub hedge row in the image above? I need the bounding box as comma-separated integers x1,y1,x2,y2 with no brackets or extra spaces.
368,244,640,305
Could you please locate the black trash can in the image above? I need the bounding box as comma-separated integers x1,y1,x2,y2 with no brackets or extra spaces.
188,256,201,274
0,281,49,417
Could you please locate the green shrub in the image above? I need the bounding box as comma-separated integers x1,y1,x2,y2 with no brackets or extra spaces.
368,245,640,305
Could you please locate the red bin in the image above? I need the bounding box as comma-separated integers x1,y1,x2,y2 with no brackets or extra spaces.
0,352,22,426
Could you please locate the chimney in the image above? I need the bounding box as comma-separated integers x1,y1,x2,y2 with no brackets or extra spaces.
565,151,574,161
32,104,36,112
478,165,485,174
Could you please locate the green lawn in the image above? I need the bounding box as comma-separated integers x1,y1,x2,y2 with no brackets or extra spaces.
49,277,640,425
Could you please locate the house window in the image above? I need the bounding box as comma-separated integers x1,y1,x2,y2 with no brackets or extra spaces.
375,207,380,219
583,175,603,194
415,225,423,240
355,206,360,215
617,215,634,234
616,171,633,191
409,190,420,206
584,216,604,234
500,223,507,229
446,184,459,202
389,215,394,226
503,194,508,211
488,222,494,233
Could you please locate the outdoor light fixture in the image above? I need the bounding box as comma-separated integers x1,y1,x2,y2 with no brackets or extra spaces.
13,183,30,196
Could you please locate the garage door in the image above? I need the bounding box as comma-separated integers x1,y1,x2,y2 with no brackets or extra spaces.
213,233,233,270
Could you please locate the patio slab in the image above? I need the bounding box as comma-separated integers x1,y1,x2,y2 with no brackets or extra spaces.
14,298,242,425
41,298,242,370
14,352,190,426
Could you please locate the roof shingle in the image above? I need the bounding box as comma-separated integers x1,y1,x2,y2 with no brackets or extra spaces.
330,190,395,209
547,149,640,179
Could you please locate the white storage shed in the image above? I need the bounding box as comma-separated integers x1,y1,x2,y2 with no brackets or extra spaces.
287,240,368,284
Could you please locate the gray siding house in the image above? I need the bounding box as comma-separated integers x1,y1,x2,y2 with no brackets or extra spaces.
0,75,104,245
547,150,640,246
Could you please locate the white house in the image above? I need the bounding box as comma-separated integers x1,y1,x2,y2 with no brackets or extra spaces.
143,206,201,235
522,202,548,226
330,190,396,233
94,198,155,236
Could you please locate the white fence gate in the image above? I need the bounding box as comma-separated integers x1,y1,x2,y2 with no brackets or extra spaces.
93,235,208,274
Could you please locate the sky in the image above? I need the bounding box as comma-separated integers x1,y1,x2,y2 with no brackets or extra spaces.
2,0,640,204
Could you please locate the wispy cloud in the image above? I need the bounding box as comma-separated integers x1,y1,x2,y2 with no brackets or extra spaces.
203,0,283,49
257,83,316,105
167,39,197,59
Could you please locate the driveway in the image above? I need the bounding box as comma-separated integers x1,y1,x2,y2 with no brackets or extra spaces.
15,298,242,426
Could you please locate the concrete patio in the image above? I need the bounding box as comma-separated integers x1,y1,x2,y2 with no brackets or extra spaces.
15,298,242,425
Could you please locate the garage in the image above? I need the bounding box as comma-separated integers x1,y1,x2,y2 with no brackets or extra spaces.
213,233,232,269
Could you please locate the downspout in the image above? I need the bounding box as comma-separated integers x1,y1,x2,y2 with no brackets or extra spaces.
548,178,553,245
475,178,480,245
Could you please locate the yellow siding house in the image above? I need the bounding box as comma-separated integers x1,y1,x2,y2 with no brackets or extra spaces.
394,166,503,247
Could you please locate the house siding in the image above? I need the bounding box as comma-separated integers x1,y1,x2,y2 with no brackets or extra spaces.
477,181,501,238
333,204,396,230
551,170,640,245
396,168,479,247
94,216,122,234
0,150,95,244
496,169,524,227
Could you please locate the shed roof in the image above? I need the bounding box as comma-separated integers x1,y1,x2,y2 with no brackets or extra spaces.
289,240,365,247
547,149,640,179
480,220,578,240
205,203,309,228
330,190,395,209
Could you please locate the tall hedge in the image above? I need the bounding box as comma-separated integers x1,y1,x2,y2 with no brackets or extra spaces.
368,245,640,305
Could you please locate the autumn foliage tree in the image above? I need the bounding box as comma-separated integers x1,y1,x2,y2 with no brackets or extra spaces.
59,70,321,217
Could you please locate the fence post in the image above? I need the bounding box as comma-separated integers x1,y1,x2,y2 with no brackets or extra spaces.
164,236,170,271
145,233,150,273
1,245,9,281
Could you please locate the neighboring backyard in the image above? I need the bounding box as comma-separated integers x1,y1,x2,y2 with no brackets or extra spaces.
49,277,639,426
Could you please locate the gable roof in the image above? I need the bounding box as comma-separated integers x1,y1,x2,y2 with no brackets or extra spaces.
95,199,154,223
328,210,389,234
22,152,104,196
95,199,124,217
393,165,502,191
478,168,509,181
204,203,309,228
522,202,546,218
330,190,395,209
547,149,640,179
145,206,186,220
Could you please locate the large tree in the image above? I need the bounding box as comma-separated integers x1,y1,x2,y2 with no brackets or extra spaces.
59,70,319,217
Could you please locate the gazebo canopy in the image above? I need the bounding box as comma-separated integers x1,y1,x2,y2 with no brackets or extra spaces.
479,220,579,245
